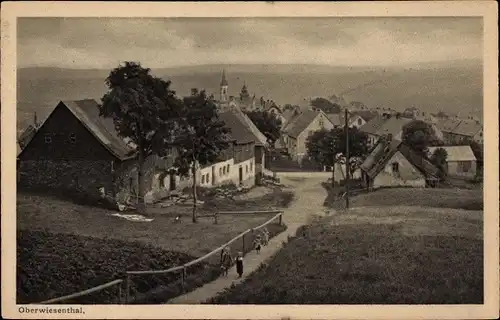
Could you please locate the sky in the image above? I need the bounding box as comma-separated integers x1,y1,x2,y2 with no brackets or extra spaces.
17,17,483,69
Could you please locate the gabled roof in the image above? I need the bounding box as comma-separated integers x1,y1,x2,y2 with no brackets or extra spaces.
452,120,482,137
360,139,439,179
283,109,329,138
428,145,477,162
359,116,412,137
19,99,136,161
17,125,37,149
352,110,378,122
218,110,258,145
232,108,268,147
435,118,462,133
61,100,137,160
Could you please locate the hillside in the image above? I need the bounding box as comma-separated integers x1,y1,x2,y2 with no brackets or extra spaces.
16,62,482,134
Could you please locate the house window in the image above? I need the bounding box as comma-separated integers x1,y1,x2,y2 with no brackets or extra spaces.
44,133,52,144
219,167,223,176
227,164,230,174
69,133,77,143
159,175,165,188
391,162,399,174
201,175,205,184
250,161,253,172
308,130,314,137
206,173,210,184
319,117,324,128
246,165,248,173
358,118,363,125
459,161,471,173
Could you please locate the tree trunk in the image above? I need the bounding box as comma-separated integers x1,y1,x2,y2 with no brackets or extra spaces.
331,163,336,187
137,149,146,214
191,162,198,223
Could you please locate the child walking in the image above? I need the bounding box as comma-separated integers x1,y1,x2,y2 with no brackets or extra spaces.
261,228,270,246
253,235,262,254
236,252,244,278
220,246,233,277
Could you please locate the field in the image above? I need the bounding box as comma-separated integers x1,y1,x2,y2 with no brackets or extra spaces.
324,187,483,211
17,188,291,303
17,62,482,134
209,188,483,304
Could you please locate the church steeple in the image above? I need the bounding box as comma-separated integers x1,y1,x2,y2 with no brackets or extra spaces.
220,69,228,102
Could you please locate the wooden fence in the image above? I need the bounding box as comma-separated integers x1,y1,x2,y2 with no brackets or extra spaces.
34,210,284,305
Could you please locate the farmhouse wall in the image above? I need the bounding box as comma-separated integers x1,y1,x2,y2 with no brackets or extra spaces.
372,151,426,189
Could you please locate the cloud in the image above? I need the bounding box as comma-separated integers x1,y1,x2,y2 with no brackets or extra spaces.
17,17,483,69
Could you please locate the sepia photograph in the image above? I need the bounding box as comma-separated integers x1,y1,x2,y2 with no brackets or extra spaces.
2,1,499,320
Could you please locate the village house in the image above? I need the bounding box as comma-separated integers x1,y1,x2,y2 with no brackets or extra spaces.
428,145,477,179
326,111,366,129
359,115,413,147
360,114,443,147
281,109,334,162
17,98,265,207
360,136,440,190
435,118,483,145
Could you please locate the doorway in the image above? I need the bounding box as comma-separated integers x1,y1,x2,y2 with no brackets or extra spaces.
169,174,176,191
239,166,243,184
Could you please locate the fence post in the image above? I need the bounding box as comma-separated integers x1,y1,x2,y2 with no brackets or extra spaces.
124,274,130,304
279,213,283,225
118,282,122,304
181,266,187,293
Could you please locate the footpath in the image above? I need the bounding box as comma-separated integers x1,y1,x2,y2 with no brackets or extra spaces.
167,176,328,304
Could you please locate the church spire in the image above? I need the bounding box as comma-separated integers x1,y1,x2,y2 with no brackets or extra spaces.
220,69,228,86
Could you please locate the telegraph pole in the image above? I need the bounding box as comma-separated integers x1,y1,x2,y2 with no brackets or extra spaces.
344,108,350,209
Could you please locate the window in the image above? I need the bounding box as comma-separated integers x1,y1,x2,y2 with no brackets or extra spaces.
227,164,230,173
358,118,363,125
308,130,314,137
391,162,399,174
69,133,76,143
206,173,210,184
219,167,223,176
246,165,248,173
201,175,205,184
159,175,165,188
319,117,324,128
460,161,471,173
44,133,52,144
250,161,253,172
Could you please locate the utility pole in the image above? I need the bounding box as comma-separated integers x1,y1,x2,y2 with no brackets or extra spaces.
344,108,350,209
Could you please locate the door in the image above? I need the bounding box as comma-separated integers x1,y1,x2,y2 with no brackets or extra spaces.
169,174,176,191
212,166,216,186
239,166,243,184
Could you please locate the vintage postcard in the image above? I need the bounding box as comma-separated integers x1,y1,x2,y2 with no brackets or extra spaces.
1,1,499,319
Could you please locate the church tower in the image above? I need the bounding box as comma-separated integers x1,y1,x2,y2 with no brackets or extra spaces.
220,69,229,103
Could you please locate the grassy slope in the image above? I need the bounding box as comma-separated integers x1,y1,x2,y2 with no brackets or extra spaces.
17,190,291,257
210,188,483,304
324,187,483,211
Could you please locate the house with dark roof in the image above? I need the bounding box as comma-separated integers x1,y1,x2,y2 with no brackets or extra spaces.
218,110,260,186
360,136,440,190
435,118,483,145
281,109,334,162
326,111,366,129
359,115,413,147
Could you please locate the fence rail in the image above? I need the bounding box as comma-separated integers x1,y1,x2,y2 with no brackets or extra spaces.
34,210,284,305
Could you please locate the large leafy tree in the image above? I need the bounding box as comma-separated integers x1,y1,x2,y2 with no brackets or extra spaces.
306,127,369,186
173,89,232,223
245,110,282,145
402,120,439,157
99,61,180,213
430,147,448,180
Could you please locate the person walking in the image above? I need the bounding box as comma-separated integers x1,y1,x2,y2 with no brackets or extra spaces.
236,252,244,278
253,235,262,254
220,246,233,277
